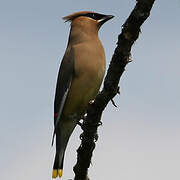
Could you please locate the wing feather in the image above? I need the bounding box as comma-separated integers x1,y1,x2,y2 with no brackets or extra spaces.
52,47,74,145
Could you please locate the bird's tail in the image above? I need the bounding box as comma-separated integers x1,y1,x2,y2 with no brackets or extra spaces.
52,152,64,178
52,130,66,178
52,121,76,178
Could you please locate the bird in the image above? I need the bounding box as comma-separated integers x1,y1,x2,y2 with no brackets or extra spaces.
52,11,114,178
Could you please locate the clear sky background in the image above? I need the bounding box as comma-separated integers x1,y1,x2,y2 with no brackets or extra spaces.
0,0,180,180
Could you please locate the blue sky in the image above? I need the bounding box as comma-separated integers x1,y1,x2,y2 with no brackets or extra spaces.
0,0,180,179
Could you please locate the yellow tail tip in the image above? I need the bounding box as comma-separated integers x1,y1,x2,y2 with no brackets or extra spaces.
52,169,63,178
58,169,63,177
52,169,58,178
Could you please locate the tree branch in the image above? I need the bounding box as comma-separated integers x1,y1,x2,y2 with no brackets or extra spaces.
73,0,156,179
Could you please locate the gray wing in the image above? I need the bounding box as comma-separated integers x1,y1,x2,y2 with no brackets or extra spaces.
52,47,74,145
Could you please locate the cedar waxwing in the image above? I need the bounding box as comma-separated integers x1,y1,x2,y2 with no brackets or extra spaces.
52,11,114,178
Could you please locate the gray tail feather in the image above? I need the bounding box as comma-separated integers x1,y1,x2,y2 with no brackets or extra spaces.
53,151,65,170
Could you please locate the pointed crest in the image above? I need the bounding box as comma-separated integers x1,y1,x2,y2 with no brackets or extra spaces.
62,11,94,22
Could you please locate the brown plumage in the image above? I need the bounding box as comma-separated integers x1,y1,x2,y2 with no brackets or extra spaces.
63,11,95,22
52,11,114,178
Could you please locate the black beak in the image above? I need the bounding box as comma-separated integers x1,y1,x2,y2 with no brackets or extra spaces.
99,15,114,26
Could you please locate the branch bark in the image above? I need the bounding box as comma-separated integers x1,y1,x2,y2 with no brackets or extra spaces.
73,0,156,179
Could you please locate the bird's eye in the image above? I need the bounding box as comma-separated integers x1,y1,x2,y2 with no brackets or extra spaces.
85,13,96,19
84,13,105,20
91,13,95,18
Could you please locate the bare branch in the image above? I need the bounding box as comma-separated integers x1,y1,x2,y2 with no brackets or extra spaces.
73,0,156,179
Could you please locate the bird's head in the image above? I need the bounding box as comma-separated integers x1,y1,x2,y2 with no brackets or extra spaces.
63,11,114,35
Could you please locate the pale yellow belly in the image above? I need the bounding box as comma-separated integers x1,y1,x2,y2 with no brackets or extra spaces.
62,71,103,117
